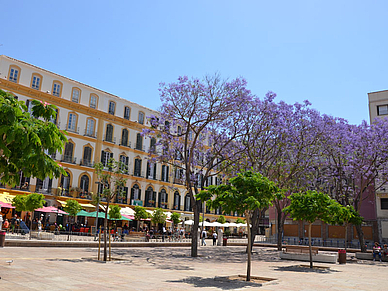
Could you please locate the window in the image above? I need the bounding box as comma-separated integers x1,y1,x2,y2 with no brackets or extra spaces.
60,171,71,195
8,66,20,83
52,81,62,97
158,189,168,209
108,101,116,115
135,133,143,150
67,113,78,132
381,198,388,210
177,126,182,135
26,99,33,114
124,106,131,120
72,88,80,103
82,146,93,167
36,177,52,194
90,94,98,109
105,124,113,142
164,121,170,133
121,129,129,146
134,158,142,177
161,165,169,182
101,150,113,167
145,186,156,207
173,191,180,210
80,175,90,194
116,186,128,204
31,74,42,90
138,112,145,124
119,155,129,174
147,161,157,179
63,142,74,163
378,105,388,116
150,137,156,153
131,184,141,205
86,119,95,137
184,194,191,211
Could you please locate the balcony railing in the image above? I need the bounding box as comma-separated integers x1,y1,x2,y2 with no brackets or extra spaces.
36,186,53,195
116,197,128,204
65,124,80,134
103,135,116,144
158,202,168,209
132,170,145,178
79,159,94,168
173,178,184,185
84,129,97,138
119,139,131,148
61,155,77,164
135,143,145,151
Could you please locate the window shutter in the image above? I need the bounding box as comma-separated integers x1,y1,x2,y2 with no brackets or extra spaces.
101,150,105,163
153,163,157,179
146,162,150,178
161,165,165,181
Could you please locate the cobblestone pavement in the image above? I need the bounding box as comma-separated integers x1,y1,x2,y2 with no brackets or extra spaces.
0,246,386,290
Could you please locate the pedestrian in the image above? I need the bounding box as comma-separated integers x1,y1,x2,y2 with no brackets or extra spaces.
212,231,217,246
11,214,17,233
3,218,9,232
201,229,207,246
373,242,382,262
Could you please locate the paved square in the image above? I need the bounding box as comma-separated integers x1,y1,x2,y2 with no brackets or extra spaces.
0,246,385,290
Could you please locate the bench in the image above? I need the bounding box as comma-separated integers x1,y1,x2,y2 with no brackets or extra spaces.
280,245,337,264
123,231,146,242
285,245,319,255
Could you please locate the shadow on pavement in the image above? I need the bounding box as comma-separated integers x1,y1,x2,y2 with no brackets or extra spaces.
167,276,264,290
274,265,340,273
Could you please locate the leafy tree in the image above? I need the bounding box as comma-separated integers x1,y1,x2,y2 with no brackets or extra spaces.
0,89,67,186
198,170,278,281
330,204,363,251
94,158,128,261
170,212,181,229
64,199,82,240
236,218,245,224
12,193,45,239
217,215,226,224
144,75,254,257
283,191,338,268
134,206,148,231
109,204,122,220
151,208,167,226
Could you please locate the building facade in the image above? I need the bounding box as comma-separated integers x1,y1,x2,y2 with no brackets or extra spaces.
368,90,388,243
0,55,237,223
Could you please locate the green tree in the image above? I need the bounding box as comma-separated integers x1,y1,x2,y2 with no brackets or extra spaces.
64,199,82,240
236,218,245,224
171,212,181,229
217,215,226,224
198,170,278,281
134,206,148,232
94,158,128,261
109,204,122,220
151,208,167,226
330,204,363,251
12,193,45,239
283,191,338,268
0,89,67,186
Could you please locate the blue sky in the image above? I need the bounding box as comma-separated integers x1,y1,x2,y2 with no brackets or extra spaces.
1,0,387,124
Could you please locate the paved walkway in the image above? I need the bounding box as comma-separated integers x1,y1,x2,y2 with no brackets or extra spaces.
0,245,386,290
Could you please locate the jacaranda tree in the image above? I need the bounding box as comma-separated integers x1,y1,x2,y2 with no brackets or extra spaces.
144,75,254,257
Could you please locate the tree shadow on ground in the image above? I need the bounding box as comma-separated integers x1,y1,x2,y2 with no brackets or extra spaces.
274,265,340,274
157,264,194,270
167,276,264,290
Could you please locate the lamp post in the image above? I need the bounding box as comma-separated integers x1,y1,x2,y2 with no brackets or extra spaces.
94,181,101,240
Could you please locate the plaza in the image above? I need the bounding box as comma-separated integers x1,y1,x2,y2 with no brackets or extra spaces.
0,245,385,290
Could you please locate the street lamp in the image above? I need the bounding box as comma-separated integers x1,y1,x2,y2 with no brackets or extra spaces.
94,181,101,240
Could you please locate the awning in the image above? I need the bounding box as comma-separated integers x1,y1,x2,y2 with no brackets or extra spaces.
76,210,94,217
56,200,96,210
0,193,17,204
0,201,15,209
120,207,135,216
35,206,68,215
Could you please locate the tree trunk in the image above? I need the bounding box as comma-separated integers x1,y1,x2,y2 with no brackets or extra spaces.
276,209,284,251
308,223,313,269
246,211,252,282
355,224,366,252
103,204,109,261
191,201,199,257
29,211,33,240
247,208,259,253
345,223,348,252
137,220,139,232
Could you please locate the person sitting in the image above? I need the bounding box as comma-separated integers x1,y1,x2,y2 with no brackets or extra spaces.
382,244,388,259
373,242,382,262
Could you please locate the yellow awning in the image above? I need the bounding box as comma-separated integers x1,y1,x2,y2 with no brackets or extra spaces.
0,193,17,203
56,200,96,210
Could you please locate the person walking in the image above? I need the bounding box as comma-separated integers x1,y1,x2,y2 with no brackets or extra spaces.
212,231,217,246
201,229,207,246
